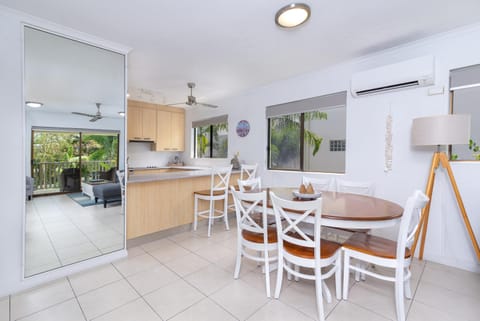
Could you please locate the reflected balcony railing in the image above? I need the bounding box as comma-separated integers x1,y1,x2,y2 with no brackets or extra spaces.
31,160,117,195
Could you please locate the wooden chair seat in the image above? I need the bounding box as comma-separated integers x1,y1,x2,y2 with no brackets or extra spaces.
284,233,341,259
250,212,276,226
194,189,226,196
242,227,277,243
343,232,411,259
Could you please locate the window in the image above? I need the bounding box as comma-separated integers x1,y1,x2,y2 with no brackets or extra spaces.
192,115,228,158
450,64,480,161
267,91,346,173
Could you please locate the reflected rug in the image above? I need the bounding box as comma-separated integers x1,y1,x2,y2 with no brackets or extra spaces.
67,192,98,207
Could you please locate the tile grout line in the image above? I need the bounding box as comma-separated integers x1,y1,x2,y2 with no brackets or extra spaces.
27,197,62,274
66,277,88,321
57,194,121,257
110,261,165,321
405,260,427,320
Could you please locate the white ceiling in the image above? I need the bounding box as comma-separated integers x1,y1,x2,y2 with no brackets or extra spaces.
3,0,480,107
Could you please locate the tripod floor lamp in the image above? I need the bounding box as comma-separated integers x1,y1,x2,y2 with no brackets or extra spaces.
411,114,480,261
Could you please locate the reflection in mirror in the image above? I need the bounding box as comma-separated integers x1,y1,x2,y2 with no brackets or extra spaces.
24,26,126,277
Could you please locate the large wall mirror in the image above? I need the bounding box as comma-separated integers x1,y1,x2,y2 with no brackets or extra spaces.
24,26,126,277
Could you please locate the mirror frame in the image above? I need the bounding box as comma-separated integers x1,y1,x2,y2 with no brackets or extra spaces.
22,22,130,280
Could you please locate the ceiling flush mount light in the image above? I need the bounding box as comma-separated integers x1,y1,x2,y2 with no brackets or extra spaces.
118,111,125,117
275,3,311,28
26,101,43,108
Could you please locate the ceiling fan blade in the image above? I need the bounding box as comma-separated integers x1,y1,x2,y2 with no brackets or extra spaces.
167,102,188,106
72,112,96,117
196,102,218,108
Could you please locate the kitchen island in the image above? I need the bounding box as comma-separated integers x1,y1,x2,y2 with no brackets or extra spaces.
126,167,239,239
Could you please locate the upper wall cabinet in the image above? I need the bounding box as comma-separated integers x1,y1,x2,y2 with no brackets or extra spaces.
127,101,157,141
156,108,185,151
127,100,185,151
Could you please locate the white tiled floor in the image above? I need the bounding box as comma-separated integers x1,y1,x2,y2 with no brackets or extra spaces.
6,222,480,321
25,195,124,277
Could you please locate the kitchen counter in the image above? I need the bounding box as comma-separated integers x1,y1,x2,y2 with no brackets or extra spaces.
126,167,240,239
127,166,239,184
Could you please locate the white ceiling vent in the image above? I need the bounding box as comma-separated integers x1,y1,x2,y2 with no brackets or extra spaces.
351,56,435,97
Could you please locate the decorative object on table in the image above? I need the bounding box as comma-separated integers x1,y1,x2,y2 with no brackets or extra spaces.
236,120,250,137
231,152,241,169
294,183,321,199
384,111,393,172
411,114,480,260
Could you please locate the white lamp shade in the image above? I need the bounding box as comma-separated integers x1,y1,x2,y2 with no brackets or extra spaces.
411,114,471,146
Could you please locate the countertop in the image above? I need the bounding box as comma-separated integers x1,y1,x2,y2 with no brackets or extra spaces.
127,166,239,184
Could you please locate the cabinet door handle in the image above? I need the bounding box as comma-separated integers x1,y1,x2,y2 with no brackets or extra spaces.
133,137,142,139
144,137,151,140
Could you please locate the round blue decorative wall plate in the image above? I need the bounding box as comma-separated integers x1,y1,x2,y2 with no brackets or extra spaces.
236,120,250,137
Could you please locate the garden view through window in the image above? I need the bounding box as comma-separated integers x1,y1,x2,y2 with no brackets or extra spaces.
267,92,346,173
31,128,119,195
450,64,480,161
192,115,228,158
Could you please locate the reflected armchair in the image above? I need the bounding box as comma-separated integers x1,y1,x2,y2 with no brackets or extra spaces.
59,168,81,192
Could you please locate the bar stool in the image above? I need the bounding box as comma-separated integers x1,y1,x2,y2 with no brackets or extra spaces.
193,165,232,237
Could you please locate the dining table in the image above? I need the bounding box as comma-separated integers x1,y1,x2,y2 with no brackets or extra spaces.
257,187,404,230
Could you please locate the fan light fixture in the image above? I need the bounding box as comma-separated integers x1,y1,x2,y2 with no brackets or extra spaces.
26,101,43,108
275,3,311,28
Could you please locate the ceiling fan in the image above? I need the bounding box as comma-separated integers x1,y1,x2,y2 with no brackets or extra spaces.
72,102,103,122
169,82,218,108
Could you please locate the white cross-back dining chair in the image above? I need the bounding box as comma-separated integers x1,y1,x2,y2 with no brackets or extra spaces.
270,191,342,321
302,176,333,192
336,179,375,196
334,179,376,279
342,190,429,321
237,177,262,192
193,165,232,237
230,187,277,297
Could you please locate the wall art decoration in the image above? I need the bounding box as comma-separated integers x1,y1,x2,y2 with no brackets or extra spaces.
236,120,250,137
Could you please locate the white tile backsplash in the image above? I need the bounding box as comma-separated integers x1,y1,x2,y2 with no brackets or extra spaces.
127,142,183,167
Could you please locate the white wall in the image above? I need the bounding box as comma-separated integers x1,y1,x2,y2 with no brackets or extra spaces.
0,7,129,297
187,23,480,272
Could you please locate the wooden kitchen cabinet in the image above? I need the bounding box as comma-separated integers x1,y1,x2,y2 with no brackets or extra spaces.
127,172,240,239
127,103,157,141
155,109,185,151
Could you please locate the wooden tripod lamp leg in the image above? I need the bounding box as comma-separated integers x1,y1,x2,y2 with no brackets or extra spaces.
438,153,480,260
411,152,440,259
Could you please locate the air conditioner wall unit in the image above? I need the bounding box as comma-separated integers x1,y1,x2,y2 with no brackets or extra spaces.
351,56,435,97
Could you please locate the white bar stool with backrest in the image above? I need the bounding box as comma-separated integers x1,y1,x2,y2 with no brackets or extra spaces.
270,191,342,321
240,163,258,180
230,187,277,297
342,190,429,321
193,165,232,237
116,170,125,213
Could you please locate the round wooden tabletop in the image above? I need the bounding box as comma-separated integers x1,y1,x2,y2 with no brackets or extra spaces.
265,187,404,227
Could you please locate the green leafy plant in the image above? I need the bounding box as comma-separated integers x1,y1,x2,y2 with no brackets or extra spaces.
270,111,328,157
468,138,480,160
